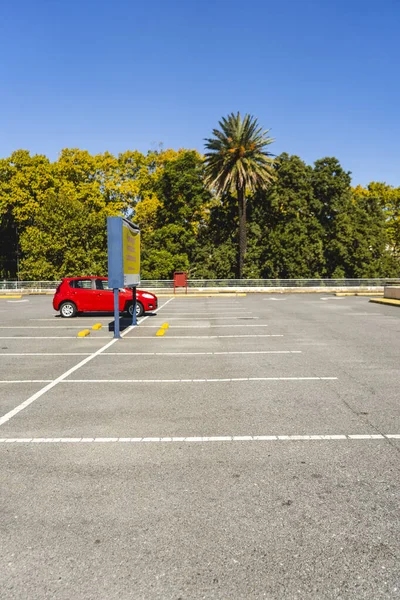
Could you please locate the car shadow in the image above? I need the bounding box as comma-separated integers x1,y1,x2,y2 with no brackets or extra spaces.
108,312,158,332
108,317,133,332
53,311,158,320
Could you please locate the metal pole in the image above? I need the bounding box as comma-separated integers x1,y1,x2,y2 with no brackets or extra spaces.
132,286,137,326
113,288,120,338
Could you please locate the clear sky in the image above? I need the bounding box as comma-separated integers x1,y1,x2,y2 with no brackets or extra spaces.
1,0,399,186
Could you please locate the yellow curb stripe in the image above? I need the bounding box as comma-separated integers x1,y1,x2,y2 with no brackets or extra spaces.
370,298,400,307
0,295,22,299
77,329,91,337
92,323,102,330
335,292,383,297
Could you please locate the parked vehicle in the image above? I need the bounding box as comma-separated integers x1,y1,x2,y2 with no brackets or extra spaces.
53,276,157,318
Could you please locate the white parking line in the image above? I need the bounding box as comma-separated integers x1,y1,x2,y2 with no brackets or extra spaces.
31,317,258,322
101,351,302,356
0,434,393,444
0,299,175,426
0,353,92,356
142,335,283,338
159,312,248,315
0,337,113,339
0,351,301,357
0,334,282,340
63,377,337,383
0,380,53,383
141,324,268,328
151,317,259,321
0,326,96,329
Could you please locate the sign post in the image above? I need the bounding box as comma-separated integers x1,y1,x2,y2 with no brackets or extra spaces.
107,217,141,339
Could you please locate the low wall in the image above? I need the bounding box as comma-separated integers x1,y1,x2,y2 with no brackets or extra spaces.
384,286,400,300
0,285,387,295
152,286,385,294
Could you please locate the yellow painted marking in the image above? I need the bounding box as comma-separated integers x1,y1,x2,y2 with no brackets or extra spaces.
156,293,247,298
336,292,383,297
370,298,400,306
77,329,91,337
156,329,165,336
0,295,22,299
161,323,169,329
92,323,102,330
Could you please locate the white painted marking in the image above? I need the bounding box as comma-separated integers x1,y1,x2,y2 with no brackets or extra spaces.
348,434,384,439
159,311,248,315
63,377,337,383
31,319,111,322
0,298,175,426
100,351,302,356
7,299,29,303
320,297,344,300
166,317,259,320
0,434,396,444
31,317,258,322
0,353,92,356
141,324,268,328
386,434,400,439
0,326,92,329
0,380,52,383
0,336,113,339
146,335,284,339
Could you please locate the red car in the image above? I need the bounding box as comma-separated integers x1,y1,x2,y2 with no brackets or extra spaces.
53,276,157,318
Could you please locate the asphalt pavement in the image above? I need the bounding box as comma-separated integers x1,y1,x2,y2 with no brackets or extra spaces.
1,293,400,599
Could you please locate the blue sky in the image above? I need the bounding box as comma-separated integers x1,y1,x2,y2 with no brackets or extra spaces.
1,0,399,186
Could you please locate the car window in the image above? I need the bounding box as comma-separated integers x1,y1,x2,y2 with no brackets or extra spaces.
69,279,93,290
95,279,109,290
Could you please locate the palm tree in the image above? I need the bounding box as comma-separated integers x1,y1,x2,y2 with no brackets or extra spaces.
204,112,275,278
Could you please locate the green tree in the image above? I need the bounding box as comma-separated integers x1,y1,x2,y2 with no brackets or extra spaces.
18,187,120,279
137,150,212,278
312,158,396,277
256,154,325,278
0,150,54,278
204,112,275,278
353,183,400,261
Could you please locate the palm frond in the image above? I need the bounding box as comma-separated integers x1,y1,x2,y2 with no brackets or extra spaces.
204,112,275,196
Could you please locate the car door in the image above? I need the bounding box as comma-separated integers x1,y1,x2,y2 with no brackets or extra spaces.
68,279,96,311
94,278,114,312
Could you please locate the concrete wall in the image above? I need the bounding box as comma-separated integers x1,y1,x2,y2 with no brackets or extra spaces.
384,286,400,300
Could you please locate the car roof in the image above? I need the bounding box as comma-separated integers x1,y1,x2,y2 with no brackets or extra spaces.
62,276,107,281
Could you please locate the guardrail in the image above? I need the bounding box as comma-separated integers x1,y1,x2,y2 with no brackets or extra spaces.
0,278,398,292
141,278,399,289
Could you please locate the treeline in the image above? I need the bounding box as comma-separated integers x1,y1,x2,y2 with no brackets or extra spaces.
0,148,399,280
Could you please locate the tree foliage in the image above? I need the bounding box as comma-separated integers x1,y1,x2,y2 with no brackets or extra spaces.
204,113,275,278
0,141,399,281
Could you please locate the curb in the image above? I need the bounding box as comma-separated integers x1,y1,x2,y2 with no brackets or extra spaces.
369,298,400,307
335,292,383,297
77,329,91,337
0,295,22,299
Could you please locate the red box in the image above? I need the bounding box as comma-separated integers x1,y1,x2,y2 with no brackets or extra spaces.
173,272,188,293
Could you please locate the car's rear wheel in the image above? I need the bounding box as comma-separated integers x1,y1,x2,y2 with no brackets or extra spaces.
127,301,144,318
60,301,77,318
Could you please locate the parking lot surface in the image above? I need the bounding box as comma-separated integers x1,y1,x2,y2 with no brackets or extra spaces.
1,293,400,599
